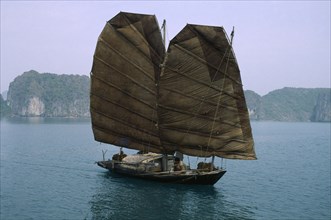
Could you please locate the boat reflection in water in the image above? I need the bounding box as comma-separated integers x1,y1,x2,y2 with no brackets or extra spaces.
89,172,256,219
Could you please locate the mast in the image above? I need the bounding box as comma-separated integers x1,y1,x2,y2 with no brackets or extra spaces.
211,155,215,171
161,18,168,171
161,19,166,49
230,26,234,45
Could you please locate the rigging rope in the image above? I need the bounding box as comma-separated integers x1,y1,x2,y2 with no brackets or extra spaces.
205,27,235,158
145,107,156,153
176,26,235,159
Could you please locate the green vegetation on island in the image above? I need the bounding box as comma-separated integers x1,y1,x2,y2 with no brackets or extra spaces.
0,94,11,117
2,70,330,122
6,70,90,117
245,87,331,122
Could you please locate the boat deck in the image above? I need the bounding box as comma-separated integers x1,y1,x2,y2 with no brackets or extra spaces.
97,160,226,185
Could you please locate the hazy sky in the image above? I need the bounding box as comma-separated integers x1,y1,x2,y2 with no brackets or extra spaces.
1,1,330,95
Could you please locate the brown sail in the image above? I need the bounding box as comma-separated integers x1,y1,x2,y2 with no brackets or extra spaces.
158,24,255,159
91,12,256,160
90,12,165,153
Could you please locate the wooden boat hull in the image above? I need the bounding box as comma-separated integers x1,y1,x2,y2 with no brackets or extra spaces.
97,160,226,185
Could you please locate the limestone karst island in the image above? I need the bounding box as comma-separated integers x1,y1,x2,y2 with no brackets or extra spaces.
1,70,330,122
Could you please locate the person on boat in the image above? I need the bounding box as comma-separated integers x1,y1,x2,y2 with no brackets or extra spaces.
112,148,127,161
174,157,186,171
197,162,214,171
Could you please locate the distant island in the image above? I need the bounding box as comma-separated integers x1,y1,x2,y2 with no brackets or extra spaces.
1,70,90,118
1,70,330,122
245,88,330,122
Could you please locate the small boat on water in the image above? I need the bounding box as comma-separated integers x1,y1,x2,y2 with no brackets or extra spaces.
97,152,226,185
90,12,256,185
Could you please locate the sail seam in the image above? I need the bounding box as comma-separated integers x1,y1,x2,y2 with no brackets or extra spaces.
159,126,244,138
173,44,242,86
91,73,156,109
158,104,240,127
90,12,256,160
159,87,239,111
93,56,157,95
98,37,155,82
170,25,239,157
161,28,238,158
120,13,165,63
91,109,160,139
206,28,236,157
160,140,253,157
163,64,238,100
90,93,157,124
92,125,162,149
186,25,241,83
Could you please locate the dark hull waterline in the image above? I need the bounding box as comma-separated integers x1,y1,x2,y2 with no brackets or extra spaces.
97,160,226,185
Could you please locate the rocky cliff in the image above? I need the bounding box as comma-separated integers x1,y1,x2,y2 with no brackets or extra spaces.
245,87,331,122
310,92,331,122
4,71,330,121
7,70,90,117
0,94,11,117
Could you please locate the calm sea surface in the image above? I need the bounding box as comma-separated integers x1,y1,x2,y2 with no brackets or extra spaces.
0,118,330,220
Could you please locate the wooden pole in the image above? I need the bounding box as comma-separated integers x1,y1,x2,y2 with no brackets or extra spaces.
211,155,215,171
161,19,166,49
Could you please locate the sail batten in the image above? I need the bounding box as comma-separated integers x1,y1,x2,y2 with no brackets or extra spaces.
104,21,164,67
158,23,256,159
172,44,242,85
91,110,159,139
108,12,165,56
160,81,242,108
90,12,256,160
158,126,246,140
92,125,162,153
91,12,165,151
159,87,240,111
119,13,164,61
162,65,241,99
159,141,255,159
158,104,242,127
90,94,157,124
91,68,157,99
96,38,155,82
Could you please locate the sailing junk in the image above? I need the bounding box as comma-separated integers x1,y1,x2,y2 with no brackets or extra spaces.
91,12,256,185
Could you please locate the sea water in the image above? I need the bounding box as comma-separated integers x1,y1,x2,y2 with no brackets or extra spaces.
0,118,330,220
